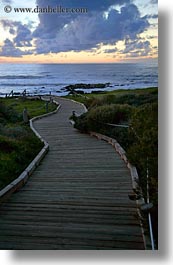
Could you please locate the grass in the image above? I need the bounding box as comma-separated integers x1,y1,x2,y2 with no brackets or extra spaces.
0,97,56,118
0,97,57,190
65,87,158,107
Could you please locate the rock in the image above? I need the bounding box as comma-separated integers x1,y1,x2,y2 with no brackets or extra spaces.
64,83,111,91
76,90,84,94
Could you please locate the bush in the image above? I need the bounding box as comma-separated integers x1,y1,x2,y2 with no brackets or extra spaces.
2,125,28,139
0,99,45,190
0,132,43,190
0,153,20,188
127,103,158,247
0,101,21,123
74,104,133,133
127,103,158,203
84,90,158,109
0,135,18,153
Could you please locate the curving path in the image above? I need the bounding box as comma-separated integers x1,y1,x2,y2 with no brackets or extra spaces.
0,97,145,250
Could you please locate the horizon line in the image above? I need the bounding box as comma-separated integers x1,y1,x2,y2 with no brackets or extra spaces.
0,60,158,65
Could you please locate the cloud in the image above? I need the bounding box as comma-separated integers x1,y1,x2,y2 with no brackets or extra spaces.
1,0,13,4
34,3,149,54
0,39,28,57
143,14,158,19
0,0,154,59
123,38,151,57
0,19,33,47
150,0,158,4
147,35,157,39
103,48,118,54
0,19,33,57
13,23,32,47
33,0,131,38
37,0,131,12
33,0,133,42
0,19,13,30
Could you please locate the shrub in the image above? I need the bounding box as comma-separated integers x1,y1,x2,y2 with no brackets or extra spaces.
127,102,158,203
74,104,133,133
0,133,43,190
0,153,20,188
0,135,18,153
0,99,46,190
0,101,21,123
84,90,158,109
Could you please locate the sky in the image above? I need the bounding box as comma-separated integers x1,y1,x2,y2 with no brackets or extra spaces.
0,0,158,63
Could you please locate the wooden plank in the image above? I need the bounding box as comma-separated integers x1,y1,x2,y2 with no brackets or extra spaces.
0,222,143,237
0,209,138,220
0,203,138,212
0,97,145,250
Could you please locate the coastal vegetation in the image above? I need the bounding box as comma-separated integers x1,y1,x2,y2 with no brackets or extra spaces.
0,97,56,190
68,87,158,245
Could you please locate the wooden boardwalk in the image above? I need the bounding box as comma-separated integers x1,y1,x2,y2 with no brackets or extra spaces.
0,97,145,250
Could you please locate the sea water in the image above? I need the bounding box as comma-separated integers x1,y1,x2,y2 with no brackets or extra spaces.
0,62,158,96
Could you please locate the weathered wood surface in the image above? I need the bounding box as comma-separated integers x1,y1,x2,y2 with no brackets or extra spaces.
0,97,145,250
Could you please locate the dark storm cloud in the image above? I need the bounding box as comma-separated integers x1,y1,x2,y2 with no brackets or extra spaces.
34,3,149,54
0,20,32,47
0,39,30,57
13,23,32,47
0,0,152,57
33,0,131,37
37,0,132,12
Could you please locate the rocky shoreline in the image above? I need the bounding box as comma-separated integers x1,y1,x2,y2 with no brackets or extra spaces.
62,83,112,94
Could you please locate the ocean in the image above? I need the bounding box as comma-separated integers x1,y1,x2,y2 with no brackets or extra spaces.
0,62,158,96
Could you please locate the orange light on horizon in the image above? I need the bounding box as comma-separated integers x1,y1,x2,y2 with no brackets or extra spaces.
0,50,158,64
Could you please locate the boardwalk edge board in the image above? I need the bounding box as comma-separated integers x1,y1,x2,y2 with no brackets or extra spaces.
0,99,61,204
89,131,150,249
